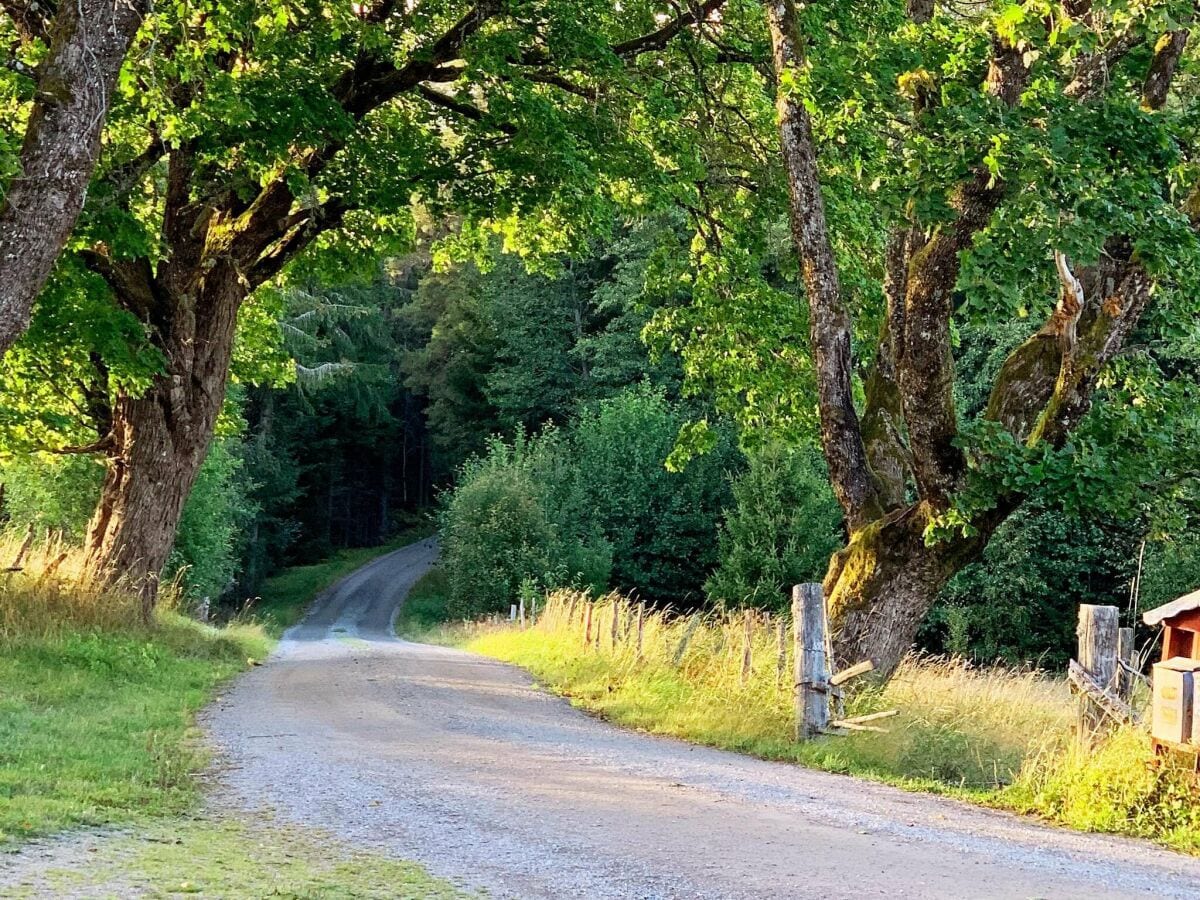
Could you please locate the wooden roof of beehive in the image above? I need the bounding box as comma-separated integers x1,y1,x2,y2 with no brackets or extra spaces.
1144,588,1200,627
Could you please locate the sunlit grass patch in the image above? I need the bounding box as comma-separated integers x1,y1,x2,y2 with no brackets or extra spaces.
1004,726,1200,851
460,591,1071,791
0,537,270,844
0,611,268,844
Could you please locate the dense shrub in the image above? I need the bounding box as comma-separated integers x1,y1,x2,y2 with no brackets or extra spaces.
441,443,557,619
169,438,259,602
1139,532,1200,612
439,429,612,619
570,385,735,606
924,501,1139,667
705,444,842,611
438,385,734,617
0,453,102,537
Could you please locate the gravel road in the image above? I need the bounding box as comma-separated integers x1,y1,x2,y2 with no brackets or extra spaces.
200,538,1200,899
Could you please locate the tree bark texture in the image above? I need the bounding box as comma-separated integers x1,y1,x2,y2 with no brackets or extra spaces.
0,0,147,357
763,0,882,530
84,262,244,610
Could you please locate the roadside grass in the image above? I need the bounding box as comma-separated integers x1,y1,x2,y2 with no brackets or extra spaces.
253,522,434,635
416,588,1200,852
7,816,466,899
394,566,453,640
0,539,271,844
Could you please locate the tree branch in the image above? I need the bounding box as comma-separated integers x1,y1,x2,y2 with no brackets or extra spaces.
1141,29,1189,110
248,199,351,288
1,0,52,44
1065,30,1144,100
762,0,883,529
894,36,1029,508
416,83,518,134
613,0,726,58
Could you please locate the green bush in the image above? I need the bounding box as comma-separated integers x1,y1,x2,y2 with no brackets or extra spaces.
442,455,557,619
1139,532,1200,612
570,384,735,606
169,438,259,603
924,500,1138,667
0,452,103,537
439,427,613,619
438,385,734,618
705,444,842,610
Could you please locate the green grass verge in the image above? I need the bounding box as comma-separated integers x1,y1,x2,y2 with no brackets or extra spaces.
7,816,466,899
254,523,434,636
394,566,453,640
0,613,270,844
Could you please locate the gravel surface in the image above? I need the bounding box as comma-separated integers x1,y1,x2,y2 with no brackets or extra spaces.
194,538,1200,899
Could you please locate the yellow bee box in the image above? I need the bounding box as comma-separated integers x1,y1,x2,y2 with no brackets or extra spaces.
1151,658,1200,746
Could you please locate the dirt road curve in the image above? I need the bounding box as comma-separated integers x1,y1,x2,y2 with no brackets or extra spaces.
204,539,1200,899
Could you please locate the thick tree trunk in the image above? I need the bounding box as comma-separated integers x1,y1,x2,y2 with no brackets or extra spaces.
83,265,243,614
0,0,147,357
83,389,212,614
824,502,1009,678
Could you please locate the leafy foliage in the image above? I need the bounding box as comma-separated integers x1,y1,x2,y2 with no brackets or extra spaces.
439,385,735,618
706,445,843,611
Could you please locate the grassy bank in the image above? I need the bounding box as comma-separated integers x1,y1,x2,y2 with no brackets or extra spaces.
424,588,1200,852
0,541,269,843
253,522,434,634
394,566,453,639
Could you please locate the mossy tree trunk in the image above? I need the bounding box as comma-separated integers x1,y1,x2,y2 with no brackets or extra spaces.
762,0,1187,678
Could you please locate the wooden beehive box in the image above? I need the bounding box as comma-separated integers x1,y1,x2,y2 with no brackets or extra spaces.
1151,658,1200,745
1144,590,1200,752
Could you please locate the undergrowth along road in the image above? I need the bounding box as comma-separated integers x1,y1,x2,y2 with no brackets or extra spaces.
445,590,1200,853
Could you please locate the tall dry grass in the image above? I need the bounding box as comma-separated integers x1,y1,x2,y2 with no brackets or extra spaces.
0,529,177,641
451,588,1200,849
0,528,271,843
463,589,1074,789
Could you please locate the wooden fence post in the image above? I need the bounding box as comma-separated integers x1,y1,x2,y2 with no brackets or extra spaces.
584,603,593,647
510,604,518,623
518,595,526,629
776,617,787,688
741,609,753,684
1077,604,1120,740
636,602,645,660
611,600,620,649
793,583,829,740
1117,626,1135,702
673,614,701,667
